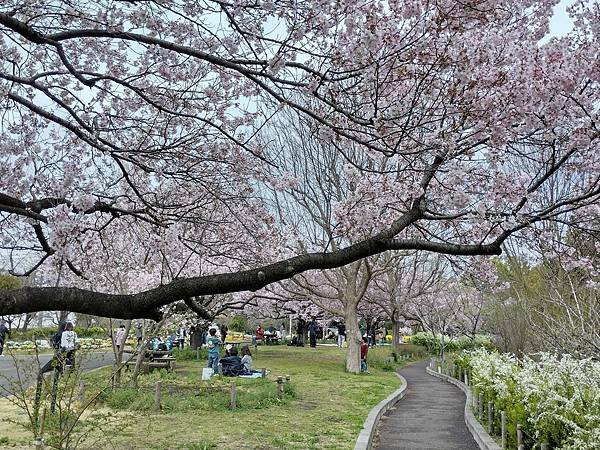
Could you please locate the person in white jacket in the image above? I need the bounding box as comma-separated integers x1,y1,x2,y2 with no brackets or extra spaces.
60,322,78,368
115,325,126,351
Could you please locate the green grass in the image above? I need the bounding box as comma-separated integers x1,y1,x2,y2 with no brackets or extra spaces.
2,345,423,449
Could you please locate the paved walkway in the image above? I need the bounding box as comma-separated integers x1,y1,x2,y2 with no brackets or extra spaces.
375,360,479,450
0,352,114,396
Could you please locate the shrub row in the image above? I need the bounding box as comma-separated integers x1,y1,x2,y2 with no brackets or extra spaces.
456,348,600,450
410,331,492,353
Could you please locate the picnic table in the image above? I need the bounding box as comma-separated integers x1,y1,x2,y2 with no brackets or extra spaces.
122,349,176,373
264,334,279,345
225,340,253,347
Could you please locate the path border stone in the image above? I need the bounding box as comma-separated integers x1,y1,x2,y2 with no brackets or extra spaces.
425,367,501,450
354,372,407,450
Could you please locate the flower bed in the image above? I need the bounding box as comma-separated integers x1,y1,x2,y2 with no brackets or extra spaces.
456,348,600,449
5,338,113,351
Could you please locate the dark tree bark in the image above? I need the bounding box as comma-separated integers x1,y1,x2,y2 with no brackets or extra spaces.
0,228,508,320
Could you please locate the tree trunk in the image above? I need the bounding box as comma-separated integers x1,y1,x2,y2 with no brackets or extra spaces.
344,305,361,374
392,316,401,347
21,313,35,332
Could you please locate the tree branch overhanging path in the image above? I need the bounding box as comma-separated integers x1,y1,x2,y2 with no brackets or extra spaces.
0,209,508,320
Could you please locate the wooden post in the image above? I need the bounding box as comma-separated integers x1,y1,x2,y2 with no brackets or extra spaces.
154,381,162,411
34,437,44,450
229,382,237,409
478,393,484,420
196,347,200,360
464,372,469,386
517,424,524,450
78,381,86,404
472,387,478,410
276,376,284,399
488,401,493,433
501,411,507,449
261,367,266,378
35,408,46,450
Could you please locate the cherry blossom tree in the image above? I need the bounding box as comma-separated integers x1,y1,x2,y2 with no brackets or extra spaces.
368,252,447,345
0,1,598,323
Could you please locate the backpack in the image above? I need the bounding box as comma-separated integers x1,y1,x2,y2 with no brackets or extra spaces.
52,330,63,349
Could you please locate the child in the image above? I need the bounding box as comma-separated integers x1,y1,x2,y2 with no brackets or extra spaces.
206,328,221,375
360,336,369,373
241,345,253,372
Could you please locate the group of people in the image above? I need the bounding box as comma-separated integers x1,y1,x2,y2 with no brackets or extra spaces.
206,327,255,377
113,323,191,351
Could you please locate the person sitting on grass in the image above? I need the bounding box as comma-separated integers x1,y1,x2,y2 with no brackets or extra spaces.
360,336,369,373
206,327,221,376
241,345,253,372
220,345,245,377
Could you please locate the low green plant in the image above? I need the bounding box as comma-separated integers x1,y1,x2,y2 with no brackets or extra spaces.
172,347,207,361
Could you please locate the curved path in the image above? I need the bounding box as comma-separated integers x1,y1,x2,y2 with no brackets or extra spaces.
375,360,478,450
0,351,114,397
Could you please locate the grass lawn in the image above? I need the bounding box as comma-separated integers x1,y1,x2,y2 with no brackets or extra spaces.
0,345,420,449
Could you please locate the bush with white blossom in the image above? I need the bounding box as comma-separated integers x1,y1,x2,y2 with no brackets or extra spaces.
461,348,600,449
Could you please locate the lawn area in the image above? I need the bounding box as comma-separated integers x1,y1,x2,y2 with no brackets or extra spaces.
0,345,418,449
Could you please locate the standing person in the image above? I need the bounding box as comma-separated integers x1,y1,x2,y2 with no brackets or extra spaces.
177,326,186,349
219,323,228,345
135,321,143,346
114,325,126,352
255,325,264,346
189,325,201,349
360,336,369,373
308,318,317,348
296,317,306,346
337,322,346,348
279,323,286,339
0,319,9,357
60,322,78,368
206,328,221,376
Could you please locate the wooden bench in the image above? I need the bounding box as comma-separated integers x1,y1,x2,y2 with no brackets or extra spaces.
123,356,176,373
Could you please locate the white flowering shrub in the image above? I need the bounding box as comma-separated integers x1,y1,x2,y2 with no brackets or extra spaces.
411,331,493,353
6,338,112,351
463,349,600,449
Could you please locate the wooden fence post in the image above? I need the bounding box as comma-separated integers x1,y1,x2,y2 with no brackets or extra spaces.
78,381,86,404
229,382,237,409
154,381,162,411
261,367,266,378
501,411,507,450
478,393,484,420
517,424,524,450
488,401,494,433
277,376,284,399
472,387,478,410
